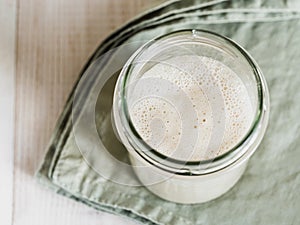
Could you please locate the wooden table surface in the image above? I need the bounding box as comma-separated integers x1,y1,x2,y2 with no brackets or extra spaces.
0,1,163,224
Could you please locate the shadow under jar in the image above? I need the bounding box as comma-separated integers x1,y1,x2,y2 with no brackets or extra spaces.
113,29,269,204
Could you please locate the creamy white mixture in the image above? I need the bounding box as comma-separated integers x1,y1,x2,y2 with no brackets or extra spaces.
128,55,254,161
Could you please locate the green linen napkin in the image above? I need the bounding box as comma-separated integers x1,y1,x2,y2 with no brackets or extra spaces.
37,0,300,224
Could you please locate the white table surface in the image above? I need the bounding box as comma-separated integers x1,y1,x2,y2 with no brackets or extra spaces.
0,1,164,224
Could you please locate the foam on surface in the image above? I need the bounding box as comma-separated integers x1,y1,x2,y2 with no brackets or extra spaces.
128,55,254,161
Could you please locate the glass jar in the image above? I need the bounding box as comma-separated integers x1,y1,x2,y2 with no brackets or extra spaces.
113,29,269,204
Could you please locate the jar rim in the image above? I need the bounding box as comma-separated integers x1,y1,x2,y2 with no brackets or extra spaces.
116,29,269,175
